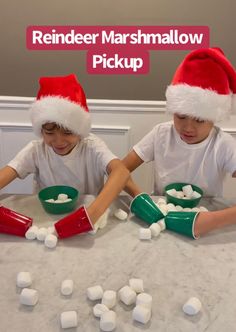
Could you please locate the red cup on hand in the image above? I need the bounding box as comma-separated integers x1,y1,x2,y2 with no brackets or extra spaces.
55,206,93,239
0,206,33,237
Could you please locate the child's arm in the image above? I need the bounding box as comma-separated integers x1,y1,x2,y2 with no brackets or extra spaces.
194,206,236,237
0,166,18,190
122,150,144,197
86,159,130,223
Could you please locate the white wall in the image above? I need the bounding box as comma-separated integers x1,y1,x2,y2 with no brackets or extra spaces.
0,96,236,197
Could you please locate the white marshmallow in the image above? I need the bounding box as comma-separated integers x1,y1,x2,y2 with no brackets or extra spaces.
182,185,193,198
87,285,103,301
192,207,200,212
158,219,166,231
149,223,161,237
157,204,168,216
114,208,128,221
157,197,166,205
54,200,64,204
44,234,57,248
61,279,74,296
60,311,78,329
166,203,176,211
45,198,55,203
119,286,136,305
136,293,152,309
20,288,38,306
176,191,184,198
175,205,183,211
139,228,151,240
58,193,69,201
166,189,177,197
129,278,144,294
93,303,109,318
183,208,192,212
37,227,48,241
183,297,202,315
102,290,117,309
63,198,72,203
199,206,208,211
100,310,116,332
88,222,99,235
132,305,151,324
98,210,109,229
17,272,32,288
191,191,201,199
47,226,56,236
25,226,39,240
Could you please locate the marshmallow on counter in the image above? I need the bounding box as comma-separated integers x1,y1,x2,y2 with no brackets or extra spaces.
175,205,183,211
183,208,192,212
157,204,168,216
199,206,208,211
114,208,128,221
119,286,136,305
25,226,39,240
17,272,32,288
158,219,166,231
88,222,99,235
166,203,176,211
182,185,194,198
57,193,68,201
102,290,117,309
97,209,109,229
183,297,202,315
136,293,152,309
47,226,57,236
93,303,109,318
139,228,151,240
36,227,48,241
20,288,38,306
60,311,78,329
129,278,144,294
100,310,116,332
149,223,161,237
132,305,151,324
192,207,200,212
61,279,74,296
87,285,103,301
44,234,58,249
157,197,166,205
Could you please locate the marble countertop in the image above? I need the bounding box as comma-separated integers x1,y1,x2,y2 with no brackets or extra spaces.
1,194,236,332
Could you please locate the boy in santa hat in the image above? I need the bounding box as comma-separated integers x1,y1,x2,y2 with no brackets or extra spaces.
0,74,129,238
122,47,236,239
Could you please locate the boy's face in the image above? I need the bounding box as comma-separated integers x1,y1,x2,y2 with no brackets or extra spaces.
41,123,80,155
173,114,214,144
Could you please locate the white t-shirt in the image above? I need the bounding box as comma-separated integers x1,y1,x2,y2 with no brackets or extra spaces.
8,133,117,195
133,122,236,197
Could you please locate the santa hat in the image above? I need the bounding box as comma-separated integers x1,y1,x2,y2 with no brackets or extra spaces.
166,47,236,122
30,74,91,137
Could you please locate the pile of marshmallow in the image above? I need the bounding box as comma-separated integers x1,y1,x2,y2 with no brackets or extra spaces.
87,278,152,331
139,219,166,240
166,184,201,200
156,197,208,215
45,193,72,204
25,224,58,249
16,272,202,329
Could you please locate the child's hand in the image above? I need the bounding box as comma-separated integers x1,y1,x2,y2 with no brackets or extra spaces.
54,206,93,239
130,193,164,225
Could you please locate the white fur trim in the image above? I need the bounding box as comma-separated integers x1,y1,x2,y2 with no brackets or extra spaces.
30,96,91,137
166,84,232,122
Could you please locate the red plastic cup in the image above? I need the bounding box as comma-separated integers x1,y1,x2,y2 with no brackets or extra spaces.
0,206,33,237
55,206,93,239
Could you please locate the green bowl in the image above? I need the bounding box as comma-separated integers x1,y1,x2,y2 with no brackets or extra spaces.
164,182,203,208
38,185,79,214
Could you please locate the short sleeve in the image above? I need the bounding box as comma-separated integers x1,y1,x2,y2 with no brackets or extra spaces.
8,142,37,179
90,136,117,173
217,132,236,175
133,126,157,162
